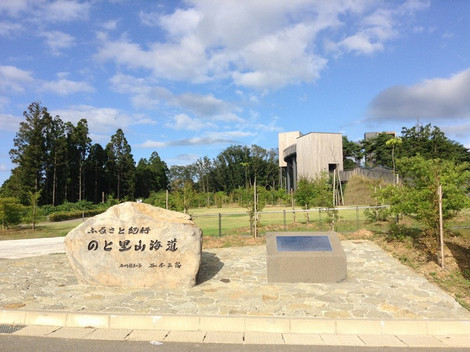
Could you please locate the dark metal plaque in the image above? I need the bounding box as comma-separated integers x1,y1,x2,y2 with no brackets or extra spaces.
276,235,332,252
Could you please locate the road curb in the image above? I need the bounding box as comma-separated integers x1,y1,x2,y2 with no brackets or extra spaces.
2,309,470,336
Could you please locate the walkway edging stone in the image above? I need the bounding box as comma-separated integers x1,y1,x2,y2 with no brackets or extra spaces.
2,309,469,335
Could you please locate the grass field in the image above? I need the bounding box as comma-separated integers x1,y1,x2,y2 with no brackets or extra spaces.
190,205,392,236
1,205,468,240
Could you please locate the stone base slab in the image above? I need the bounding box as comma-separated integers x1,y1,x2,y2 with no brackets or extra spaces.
266,231,347,283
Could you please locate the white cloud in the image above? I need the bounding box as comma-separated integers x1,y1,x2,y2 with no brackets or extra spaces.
40,30,75,54
172,92,236,118
102,20,119,31
109,73,242,122
138,130,255,149
97,0,429,90
0,65,34,93
232,22,326,88
441,122,470,143
166,113,216,131
368,68,470,121
0,21,22,36
0,0,30,16
167,154,199,165
41,77,95,95
51,105,152,134
41,0,90,22
0,113,22,132
333,3,411,55
0,0,90,22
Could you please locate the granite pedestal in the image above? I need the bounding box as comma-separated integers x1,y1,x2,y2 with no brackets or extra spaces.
266,231,347,283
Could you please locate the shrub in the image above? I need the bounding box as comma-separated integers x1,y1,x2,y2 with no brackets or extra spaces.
49,208,106,222
0,197,24,228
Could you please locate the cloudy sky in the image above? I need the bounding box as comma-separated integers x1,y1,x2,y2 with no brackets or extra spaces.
1,0,469,186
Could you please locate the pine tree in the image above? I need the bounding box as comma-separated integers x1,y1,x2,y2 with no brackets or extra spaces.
105,129,135,200
9,102,51,204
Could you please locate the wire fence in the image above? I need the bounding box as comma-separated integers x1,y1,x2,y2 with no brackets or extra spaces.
191,205,390,236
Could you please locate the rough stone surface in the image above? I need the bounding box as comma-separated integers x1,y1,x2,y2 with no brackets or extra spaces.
64,202,202,288
1,240,470,319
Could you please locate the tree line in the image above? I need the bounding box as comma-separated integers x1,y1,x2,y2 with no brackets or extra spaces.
1,102,469,212
0,102,281,206
342,124,470,170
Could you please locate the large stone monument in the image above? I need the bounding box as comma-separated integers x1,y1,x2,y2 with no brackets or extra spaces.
266,231,347,283
64,202,203,289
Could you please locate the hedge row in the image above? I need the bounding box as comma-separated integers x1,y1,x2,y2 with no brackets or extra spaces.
49,208,106,222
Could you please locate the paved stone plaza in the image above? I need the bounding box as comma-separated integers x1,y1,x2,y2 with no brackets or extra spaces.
1,240,469,320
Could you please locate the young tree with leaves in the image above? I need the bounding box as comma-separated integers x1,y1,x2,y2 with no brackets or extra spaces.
377,155,470,238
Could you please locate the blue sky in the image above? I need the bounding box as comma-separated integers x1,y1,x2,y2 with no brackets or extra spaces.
1,0,470,186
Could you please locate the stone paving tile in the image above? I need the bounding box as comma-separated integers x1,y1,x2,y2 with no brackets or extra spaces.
282,333,324,345
47,327,95,339
435,335,470,347
125,329,168,341
12,325,59,336
1,241,469,320
87,328,132,340
321,334,365,346
203,331,244,344
164,330,206,342
244,332,285,345
358,334,406,347
396,335,447,347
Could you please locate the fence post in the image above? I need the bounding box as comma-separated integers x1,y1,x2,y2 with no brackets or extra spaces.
283,210,286,231
356,206,360,230
218,213,222,237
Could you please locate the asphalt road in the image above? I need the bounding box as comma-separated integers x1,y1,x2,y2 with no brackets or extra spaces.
1,336,469,352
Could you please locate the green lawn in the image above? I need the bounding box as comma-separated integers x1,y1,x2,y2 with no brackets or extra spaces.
1,205,468,240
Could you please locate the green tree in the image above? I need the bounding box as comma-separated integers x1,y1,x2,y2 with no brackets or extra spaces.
9,102,51,204
377,155,470,238
168,165,194,191
209,145,279,192
44,115,67,206
135,151,169,199
0,197,23,229
210,145,249,192
385,137,402,181
85,143,108,203
172,181,197,213
342,136,362,170
235,184,267,237
72,119,91,201
400,124,470,163
295,173,333,209
27,189,42,231
105,129,135,200
361,132,394,168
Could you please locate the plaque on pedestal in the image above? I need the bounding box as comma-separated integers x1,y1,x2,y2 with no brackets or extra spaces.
266,232,347,283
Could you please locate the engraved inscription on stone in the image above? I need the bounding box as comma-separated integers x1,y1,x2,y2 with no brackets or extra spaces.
65,202,202,289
